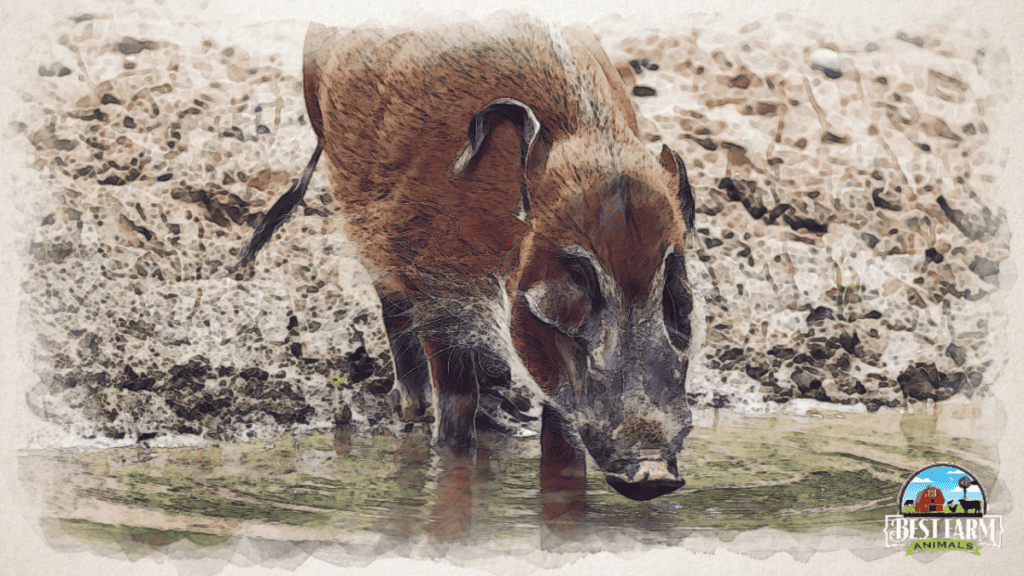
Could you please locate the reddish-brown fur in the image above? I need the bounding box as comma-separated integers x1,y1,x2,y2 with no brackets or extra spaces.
510,158,688,395
303,19,668,300
302,18,694,498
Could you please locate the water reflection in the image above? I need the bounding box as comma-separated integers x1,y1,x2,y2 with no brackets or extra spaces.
539,421,586,546
17,403,1004,554
428,447,476,543
333,420,353,456
346,425,592,547
384,427,432,539
899,408,939,450
314,402,1003,545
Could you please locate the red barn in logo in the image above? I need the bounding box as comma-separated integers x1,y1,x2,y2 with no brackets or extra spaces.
914,485,945,513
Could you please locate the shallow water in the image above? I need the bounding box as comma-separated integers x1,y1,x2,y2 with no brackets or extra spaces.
18,399,1005,561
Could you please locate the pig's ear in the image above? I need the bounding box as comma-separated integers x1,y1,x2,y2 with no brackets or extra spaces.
452,98,542,217
658,145,694,230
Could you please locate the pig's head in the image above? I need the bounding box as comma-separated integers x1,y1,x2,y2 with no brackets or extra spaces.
510,135,699,501
447,96,700,500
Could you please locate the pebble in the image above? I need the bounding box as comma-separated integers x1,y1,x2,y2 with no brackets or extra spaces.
969,256,1000,284
117,37,158,55
809,48,842,79
38,64,71,77
946,343,966,367
805,306,835,326
629,58,660,74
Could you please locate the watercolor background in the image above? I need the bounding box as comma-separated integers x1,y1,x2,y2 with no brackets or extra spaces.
1,0,1022,574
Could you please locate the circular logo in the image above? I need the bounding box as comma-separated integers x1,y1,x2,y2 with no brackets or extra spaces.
898,463,986,517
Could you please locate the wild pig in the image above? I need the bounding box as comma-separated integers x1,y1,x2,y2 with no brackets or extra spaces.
240,16,701,501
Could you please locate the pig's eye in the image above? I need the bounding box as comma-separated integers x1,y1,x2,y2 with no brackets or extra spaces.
560,255,604,309
523,254,605,335
662,254,692,352
523,277,591,335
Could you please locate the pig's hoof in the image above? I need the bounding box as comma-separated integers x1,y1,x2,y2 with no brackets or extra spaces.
399,401,429,423
390,389,430,422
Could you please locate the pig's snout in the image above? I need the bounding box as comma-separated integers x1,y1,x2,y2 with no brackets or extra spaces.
578,415,689,500
604,459,685,501
602,417,684,501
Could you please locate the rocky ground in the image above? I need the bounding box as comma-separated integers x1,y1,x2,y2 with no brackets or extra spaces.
602,16,1013,415
12,12,1013,443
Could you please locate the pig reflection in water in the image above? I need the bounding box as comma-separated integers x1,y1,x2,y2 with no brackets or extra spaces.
429,445,587,545
333,424,586,544
333,428,585,545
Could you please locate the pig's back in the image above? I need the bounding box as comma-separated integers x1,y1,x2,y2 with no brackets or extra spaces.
303,19,638,291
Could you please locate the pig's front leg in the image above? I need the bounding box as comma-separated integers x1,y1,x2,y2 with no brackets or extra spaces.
378,292,432,421
422,341,480,448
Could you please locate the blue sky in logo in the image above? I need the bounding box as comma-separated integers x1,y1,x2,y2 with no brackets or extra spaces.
902,465,983,507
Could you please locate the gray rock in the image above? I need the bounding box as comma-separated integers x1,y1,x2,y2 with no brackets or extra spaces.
810,48,842,79
946,343,967,366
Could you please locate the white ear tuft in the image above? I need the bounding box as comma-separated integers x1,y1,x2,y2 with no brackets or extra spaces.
523,282,557,326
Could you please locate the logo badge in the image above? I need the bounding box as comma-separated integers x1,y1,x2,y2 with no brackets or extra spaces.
883,463,1003,555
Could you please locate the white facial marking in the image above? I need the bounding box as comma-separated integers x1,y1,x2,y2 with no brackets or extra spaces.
523,281,555,326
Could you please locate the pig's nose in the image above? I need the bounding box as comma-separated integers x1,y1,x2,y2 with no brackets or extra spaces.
604,460,685,501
